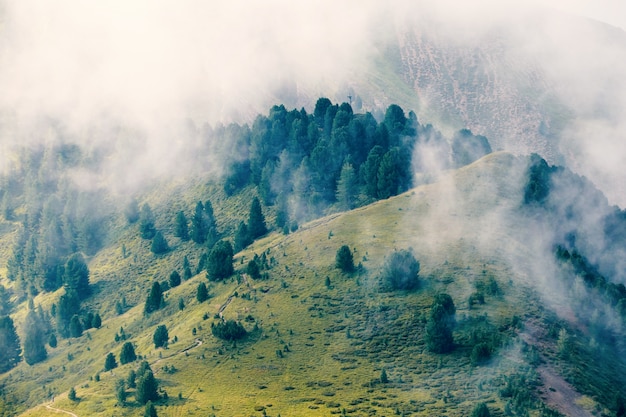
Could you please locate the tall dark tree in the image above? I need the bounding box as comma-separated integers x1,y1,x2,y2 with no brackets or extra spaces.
144,282,164,315
425,293,456,353
64,253,90,300
196,282,209,303
139,203,156,239
153,325,168,348
362,145,385,198
136,370,159,404
69,314,83,338
247,197,267,240
22,310,47,365
104,352,118,371
168,270,181,288
150,231,169,254
174,211,189,241
206,240,234,281
190,201,208,244
56,290,80,338
336,162,358,210
335,245,355,273
182,256,192,280
119,342,137,365
0,315,21,373
234,221,252,252
144,401,158,417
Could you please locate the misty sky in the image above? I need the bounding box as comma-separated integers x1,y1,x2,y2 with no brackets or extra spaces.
0,0,625,205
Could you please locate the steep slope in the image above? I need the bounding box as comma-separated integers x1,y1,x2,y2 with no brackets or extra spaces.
7,152,625,417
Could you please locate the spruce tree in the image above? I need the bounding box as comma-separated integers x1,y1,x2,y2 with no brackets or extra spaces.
116,379,127,405
92,312,102,329
174,211,189,241
247,197,267,240
64,253,90,300
104,352,118,371
196,282,208,303
144,401,158,417
190,201,207,244
144,282,163,315
150,231,169,254
23,310,47,365
119,342,137,364
335,245,355,273
336,162,357,210
0,315,22,373
136,371,159,404
207,240,234,281
153,325,168,348
69,314,83,338
139,203,156,239
425,293,456,353
169,270,181,288
182,256,192,280
234,221,252,252
124,198,140,224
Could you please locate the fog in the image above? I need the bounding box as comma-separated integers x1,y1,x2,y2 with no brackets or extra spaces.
0,0,625,205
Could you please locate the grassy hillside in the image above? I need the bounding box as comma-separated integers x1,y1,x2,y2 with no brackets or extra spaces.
2,152,624,417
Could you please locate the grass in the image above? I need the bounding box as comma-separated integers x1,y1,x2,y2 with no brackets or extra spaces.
3,152,624,416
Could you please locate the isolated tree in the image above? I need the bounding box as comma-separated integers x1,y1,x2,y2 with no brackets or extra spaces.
64,253,90,300
0,315,21,373
380,368,389,384
178,297,185,311
119,342,137,365
335,245,355,273
150,231,169,254
182,256,192,280
196,282,209,303
104,352,118,371
139,203,156,239
153,325,168,348
381,249,420,291
144,401,158,417
68,387,77,402
144,282,164,315
169,270,181,288
246,258,261,280
425,293,456,353
336,162,358,210
69,314,83,338
136,370,159,404
23,310,47,365
174,210,189,241
48,333,57,348
247,197,267,240
124,198,140,224
206,240,234,281
92,312,102,329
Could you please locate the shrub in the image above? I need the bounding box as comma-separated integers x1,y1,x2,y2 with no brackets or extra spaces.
381,249,420,290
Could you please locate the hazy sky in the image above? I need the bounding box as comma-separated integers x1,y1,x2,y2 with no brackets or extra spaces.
0,0,625,204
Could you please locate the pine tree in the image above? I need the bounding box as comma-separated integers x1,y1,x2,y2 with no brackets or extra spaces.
0,315,22,373
182,256,192,280
150,231,169,254
234,221,252,252
207,240,234,281
64,253,90,300
23,310,47,365
68,386,77,402
104,352,118,371
471,402,491,417
196,282,208,303
174,211,189,241
190,201,207,244
144,400,158,417
92,312,102,329
136,371,159,404
425,293,456,353
69,314,83,338
48,333,57,348
247,197,267,240
169,270,181,288
153,325,168,348
119,342,137,364
144,282,163,315
335,245,355,273
116,379,126,405
139,203,156,239
335,162,357,210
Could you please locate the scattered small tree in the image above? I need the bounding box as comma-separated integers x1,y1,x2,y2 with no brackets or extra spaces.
150,231,169,254
153,325,168,349
68,387,78,402
381,249,420,291
119,342,137,365
169,270,181,288
104,352,118,371
196,282,209,303
335,245,354,273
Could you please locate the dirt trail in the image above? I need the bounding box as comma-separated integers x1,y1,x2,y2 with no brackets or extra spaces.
521,321,592,417
45,404,78,417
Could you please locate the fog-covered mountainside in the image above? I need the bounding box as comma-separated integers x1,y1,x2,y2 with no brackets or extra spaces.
0,99,625,417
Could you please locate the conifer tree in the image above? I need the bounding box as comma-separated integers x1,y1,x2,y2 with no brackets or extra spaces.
0,315,21,373
335,245,355,273
136,370,159,404
190,201,207,244
425,293,456,353
150,231,169,254
69,314,83,338
144,282,163,315
23,310,47,365
336,162,357,210
234,221,252,252
247,197,267,240
169,270,181,288
139,203,156,240
104,352,118,371
182,256,192,280
119,342,137,364
174,210,189,241
64,253,90,300
207,240,234,281
153,325,168,348
125,198,140,224
144,400,158,417
196,282,208,303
